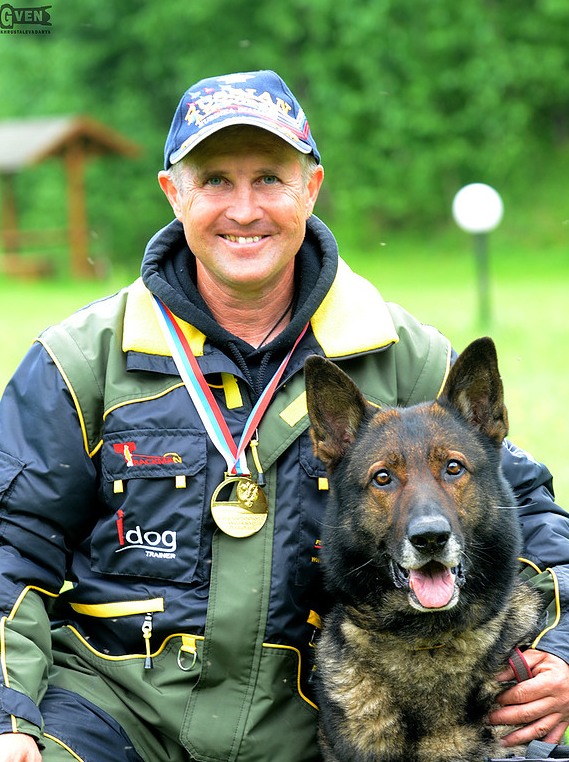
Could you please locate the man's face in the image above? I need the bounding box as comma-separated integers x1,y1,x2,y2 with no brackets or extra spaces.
158,128,324,297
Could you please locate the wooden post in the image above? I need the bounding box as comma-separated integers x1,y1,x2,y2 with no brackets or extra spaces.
1,173,20,254
64,140,92,277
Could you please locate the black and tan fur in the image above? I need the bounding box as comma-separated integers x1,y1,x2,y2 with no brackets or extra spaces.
305,338,542,762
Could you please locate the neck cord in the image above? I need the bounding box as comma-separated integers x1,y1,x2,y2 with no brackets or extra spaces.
256,292,296,349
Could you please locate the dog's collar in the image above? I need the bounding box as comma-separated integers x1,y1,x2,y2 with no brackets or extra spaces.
412,643,445,651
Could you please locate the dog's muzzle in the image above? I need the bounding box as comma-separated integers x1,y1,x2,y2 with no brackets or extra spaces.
390,559,466,612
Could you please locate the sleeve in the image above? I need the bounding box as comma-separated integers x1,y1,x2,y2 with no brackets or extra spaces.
501,439,569,664
0,342,98,738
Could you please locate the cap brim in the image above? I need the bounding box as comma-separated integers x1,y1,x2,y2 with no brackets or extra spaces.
168,116,314,167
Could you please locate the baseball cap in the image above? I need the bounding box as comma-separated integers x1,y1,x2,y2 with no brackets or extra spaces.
163,70,320,169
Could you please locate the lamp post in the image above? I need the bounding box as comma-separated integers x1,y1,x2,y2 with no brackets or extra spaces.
452,183,504,328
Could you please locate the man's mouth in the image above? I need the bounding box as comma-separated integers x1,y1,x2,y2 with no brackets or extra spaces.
221,234,265,244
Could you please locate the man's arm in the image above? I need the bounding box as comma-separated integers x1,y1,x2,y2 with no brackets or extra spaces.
0,344,98,741
489,440,569,745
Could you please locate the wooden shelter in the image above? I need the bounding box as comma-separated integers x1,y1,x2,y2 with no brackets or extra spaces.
0,116,139,277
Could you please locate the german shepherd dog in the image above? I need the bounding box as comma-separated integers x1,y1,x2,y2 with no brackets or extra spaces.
304,338,542,762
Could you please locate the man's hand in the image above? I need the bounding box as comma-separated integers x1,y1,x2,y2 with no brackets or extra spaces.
488,649,569,747
0,733,41,761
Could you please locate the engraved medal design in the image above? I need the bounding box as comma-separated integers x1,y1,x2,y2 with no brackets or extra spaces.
211,476,268,538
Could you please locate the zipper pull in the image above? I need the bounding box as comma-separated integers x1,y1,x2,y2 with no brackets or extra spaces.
142,613,154,670
250,435,266,487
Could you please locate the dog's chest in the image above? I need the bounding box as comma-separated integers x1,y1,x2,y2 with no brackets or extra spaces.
325,621,501,722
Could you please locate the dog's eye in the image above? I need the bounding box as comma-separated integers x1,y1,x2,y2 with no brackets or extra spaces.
372,469,392,487
445,459,465,477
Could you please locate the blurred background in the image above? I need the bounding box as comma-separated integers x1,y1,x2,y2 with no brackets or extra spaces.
0,0,568,502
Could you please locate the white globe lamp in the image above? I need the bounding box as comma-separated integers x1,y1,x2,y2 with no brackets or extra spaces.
452,183,504,326
452,183,504,234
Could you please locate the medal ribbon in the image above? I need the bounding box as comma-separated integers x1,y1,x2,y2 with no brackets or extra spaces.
152,296,308,476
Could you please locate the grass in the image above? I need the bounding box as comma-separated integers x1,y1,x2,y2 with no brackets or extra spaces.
1,219,568,507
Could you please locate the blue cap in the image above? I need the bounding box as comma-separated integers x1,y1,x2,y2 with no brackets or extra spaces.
164,70,320,169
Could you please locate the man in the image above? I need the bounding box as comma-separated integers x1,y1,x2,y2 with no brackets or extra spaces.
0,70,568,762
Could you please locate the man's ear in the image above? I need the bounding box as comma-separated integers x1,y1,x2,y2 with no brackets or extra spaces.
158,170,183,221
305,164,324,218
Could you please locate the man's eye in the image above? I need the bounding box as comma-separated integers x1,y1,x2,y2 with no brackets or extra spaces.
206,176,224,186
261,175,279,185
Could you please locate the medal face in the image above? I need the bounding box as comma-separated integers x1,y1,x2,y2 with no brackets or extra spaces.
211,476,268,538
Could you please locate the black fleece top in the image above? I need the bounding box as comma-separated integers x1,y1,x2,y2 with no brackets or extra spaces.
141,215,339,397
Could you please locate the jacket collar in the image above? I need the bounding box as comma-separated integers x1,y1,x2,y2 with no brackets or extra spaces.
123,256,398,360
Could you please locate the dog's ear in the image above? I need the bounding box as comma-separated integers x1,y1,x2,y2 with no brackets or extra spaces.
439,337,508,445
304,356,372,469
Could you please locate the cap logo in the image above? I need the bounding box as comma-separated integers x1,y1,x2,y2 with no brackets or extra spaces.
183,85,309,144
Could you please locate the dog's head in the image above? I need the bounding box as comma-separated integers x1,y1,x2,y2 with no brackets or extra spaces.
305,338,519,624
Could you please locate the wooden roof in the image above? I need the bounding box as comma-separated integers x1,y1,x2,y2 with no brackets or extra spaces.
0,115,139,172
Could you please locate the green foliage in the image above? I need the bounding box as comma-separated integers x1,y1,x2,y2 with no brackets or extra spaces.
0,0,568,266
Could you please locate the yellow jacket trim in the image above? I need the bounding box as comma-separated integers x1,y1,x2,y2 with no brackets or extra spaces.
36,339,91,456
43,734,85,761
8,585,59,622
262,642,318,710
69,598,165,618
65,624,203,662
531,567,561,649
123,278,207,357
122,259,399,362
435,343,452,398
310,258,399,357
221,372,243,409
2,587,59,732
279,392,308,427
518,556,542,574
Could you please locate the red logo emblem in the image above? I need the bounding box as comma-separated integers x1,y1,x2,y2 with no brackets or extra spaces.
112,442,182,467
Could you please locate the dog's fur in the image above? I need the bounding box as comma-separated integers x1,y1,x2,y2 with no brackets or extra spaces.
305,338,542,762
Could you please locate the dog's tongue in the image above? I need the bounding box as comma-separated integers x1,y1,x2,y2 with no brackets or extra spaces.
409,565,455,608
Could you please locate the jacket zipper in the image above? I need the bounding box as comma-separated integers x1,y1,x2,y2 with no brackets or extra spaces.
142,612,154,669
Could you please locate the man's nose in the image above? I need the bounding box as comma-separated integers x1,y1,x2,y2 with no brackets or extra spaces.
225,184,262,225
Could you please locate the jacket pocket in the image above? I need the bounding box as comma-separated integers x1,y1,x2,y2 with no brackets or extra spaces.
238,644,320,762
91,429,207,583
0,450,25,503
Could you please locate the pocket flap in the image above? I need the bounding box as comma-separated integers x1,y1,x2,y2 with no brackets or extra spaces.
0,450,25,498
102,430,205,481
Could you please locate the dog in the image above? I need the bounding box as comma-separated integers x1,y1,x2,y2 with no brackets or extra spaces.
304,338,542,762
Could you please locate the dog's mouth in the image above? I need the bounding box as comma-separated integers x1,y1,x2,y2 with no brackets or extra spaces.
390,560,465,611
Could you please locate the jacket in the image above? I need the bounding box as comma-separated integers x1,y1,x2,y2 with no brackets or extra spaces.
1,217,568,762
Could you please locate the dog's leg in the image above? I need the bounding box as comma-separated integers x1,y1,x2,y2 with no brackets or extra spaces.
418,725,494,762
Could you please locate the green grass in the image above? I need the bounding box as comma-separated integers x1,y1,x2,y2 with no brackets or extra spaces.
1,225,568,508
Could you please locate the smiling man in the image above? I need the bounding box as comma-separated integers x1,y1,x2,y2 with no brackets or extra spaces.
157,124,323,345
1,70,569,762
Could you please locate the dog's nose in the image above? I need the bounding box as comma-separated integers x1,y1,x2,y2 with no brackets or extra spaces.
407,516,451,553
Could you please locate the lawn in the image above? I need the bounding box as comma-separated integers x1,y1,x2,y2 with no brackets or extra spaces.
1,230,568,507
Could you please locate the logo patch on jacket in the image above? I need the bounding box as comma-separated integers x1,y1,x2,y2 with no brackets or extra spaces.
113,441,183,467
115,509,177,559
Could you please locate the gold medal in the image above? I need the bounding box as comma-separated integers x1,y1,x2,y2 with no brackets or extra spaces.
211,475,268,538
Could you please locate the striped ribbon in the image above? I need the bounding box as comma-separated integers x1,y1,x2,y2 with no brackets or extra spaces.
152,295,308,476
